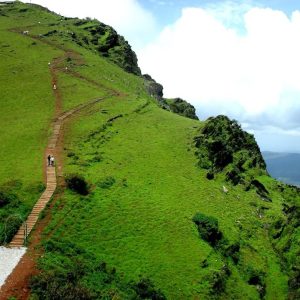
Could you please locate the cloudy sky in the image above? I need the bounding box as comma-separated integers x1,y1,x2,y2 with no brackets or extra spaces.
14,1,300,152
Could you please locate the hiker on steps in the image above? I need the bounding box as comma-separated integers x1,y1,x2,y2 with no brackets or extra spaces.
47,154,51,166
50,155,55,166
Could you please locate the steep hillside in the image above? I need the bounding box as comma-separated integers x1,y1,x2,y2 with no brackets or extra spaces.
0,2,299,300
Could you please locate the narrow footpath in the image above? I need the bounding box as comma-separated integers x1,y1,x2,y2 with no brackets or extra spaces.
0,27,121,299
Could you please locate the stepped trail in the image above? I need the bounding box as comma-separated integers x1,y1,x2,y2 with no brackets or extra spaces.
0,28,121,300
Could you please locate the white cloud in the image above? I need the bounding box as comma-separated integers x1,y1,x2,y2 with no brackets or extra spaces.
5,0,299,151
30,0,156,49
138,4,300,150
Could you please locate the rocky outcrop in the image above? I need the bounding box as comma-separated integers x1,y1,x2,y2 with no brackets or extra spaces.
143,75,198,120
143,74,163,99
194,115,267,183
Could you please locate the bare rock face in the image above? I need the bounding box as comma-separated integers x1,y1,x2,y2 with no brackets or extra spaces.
143,75,198,120
143,74,164,99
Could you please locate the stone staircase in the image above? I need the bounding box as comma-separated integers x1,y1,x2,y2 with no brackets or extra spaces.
9,119,60,247
8,97,106,247
9,166,57,247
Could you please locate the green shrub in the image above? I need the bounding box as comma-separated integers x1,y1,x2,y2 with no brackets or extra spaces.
0,217,22,244
251,179,271,201
206,171,214,180
207,139,233,170
133,278,166,300
244,267,266,299
67,151,76,157
98,176,115,189
88,154,102,163
221,242,240,264
0,188,20,208
0,190,13,208
26,181,46,194
65,174,89,195
192,212,222,247
30,269,93,300
288,266,300,300
226,167,242,185
207,265,231,295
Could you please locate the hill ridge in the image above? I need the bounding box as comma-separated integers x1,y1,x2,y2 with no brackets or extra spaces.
0,2,299,299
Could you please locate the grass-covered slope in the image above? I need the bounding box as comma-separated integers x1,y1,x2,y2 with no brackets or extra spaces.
0,2,62,243
0,2,299,300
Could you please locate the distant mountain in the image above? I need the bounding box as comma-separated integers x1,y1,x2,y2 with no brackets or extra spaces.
262,151,300,186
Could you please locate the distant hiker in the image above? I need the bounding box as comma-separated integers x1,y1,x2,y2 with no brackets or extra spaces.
47,154,51,166
53,84,57,90
50,155,55,166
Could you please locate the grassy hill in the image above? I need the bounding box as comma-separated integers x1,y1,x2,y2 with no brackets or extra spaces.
0,2,299,299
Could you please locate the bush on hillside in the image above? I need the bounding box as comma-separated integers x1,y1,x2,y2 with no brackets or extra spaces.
97,176,115,189
288,267,300,300
251,180,271,201
165,98,199,120
192,212,222,247
246,268,266,299
133,278,166,300
270,197,300,299
31,246,155,299
220,241,240,264
0,181,30,245
0,190,11,208
30,267,93,300
226,167,242,185
206,171,214,180
65,173,89,195
207,139,233,170
0,217,22,245
0,188,19,208
207,265,231,295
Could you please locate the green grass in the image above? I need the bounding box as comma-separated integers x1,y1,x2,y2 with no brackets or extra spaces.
43,96,289,298
0,6,62,239
57,71,108,112
0,26,59,185
0,2,299,299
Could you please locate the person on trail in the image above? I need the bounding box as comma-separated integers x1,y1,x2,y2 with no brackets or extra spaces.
47,154,51,166
50,155,55,166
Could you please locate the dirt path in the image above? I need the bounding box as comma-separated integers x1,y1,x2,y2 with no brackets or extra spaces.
0,28,122,300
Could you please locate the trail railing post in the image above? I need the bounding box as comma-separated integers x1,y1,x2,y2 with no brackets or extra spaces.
23,221,28,246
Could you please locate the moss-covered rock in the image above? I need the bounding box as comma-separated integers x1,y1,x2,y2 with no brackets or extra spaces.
194,115,266,183
165,98,198,120
63,19,142,75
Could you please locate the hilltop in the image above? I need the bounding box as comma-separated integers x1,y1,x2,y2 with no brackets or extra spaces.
0,2,299,300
